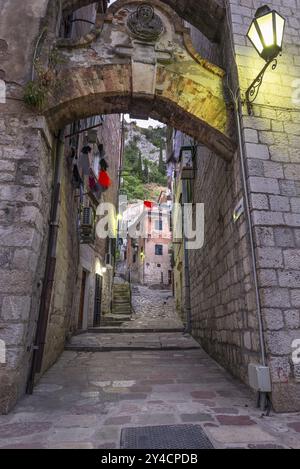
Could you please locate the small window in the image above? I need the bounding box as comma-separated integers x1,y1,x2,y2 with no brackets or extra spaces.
155,219,163,231
155,245,163,256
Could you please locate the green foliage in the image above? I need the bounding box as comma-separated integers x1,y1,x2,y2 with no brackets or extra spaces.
140,126,167,149
158,141,165,175
121,128,167,202
23,81,48,110
146,159,167,185
23,48,65,111
122,175,150,201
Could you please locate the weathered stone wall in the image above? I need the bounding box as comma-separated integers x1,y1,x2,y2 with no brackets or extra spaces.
189,143,257,383
45,0,235,160
0,0,55,412
95,114,122,316
40,147,79,374
228,0,300,412
186,0,300,412
0,0,121,411
0,114,53,412
180,8,258,387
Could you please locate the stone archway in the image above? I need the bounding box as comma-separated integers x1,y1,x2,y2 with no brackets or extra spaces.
62,0,225,42
46,0,235,160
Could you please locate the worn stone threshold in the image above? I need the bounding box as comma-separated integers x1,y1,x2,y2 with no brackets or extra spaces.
64,345,200,352
88,327,185,334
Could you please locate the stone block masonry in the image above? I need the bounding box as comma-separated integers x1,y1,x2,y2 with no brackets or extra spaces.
0,114,54,413
184,0,300,412
229,0,300,411
189,144,257,386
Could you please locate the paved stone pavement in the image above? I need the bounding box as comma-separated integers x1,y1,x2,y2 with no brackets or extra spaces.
126,285,183,330
66,332,199,351
1,286,300,449
1,348,300,449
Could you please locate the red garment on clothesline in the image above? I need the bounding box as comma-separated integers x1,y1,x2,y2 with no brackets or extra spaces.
98,170,111,188
144,201,154,209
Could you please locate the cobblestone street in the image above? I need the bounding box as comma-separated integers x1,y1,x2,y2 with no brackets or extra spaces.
129,285,183,330
1,349,300,449
0,287,300,449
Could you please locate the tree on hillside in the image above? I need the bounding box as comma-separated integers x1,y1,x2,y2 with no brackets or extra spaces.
137,151,143,179
158,141,165,175
143,159,149,183
121,124,167,202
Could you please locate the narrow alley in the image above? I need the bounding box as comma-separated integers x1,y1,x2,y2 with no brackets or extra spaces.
0,285,300,450
1,0,300,454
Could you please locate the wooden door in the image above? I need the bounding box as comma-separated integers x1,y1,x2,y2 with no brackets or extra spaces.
93,274,103,327
78,270,87,330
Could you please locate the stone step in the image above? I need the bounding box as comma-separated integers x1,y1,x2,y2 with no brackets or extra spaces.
113,291,130,294
65,344,200,352
113,304,130,308
112,282,132,319
113,297,131,302
112,308,132,315
102,314,132,321
89,327,185,334
100,320,126,326
113,302,131,306
113,293,130,301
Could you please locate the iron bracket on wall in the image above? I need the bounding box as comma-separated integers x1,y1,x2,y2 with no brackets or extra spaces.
245,58,278,115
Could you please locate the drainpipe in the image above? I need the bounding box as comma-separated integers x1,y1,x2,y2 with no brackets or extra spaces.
27,129,65,394
182,180,192,334
234,95,268,410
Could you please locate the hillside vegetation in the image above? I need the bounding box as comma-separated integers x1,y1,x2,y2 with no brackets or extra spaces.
121,123,167,202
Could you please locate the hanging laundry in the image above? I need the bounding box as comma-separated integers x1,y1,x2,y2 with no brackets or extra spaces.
81,145,92,154
67,147,76,160
100,158,108,171
144,201,154,209
88,169,99,193
89,175,97,191
98,170,111,189
78,145,92,176
72,164,83,188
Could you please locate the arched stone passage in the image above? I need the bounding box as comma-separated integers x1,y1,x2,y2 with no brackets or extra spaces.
62,0,225,42
47,0,235,160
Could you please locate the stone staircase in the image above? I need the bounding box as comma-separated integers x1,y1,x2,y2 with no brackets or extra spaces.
112,281,132,316
94,280,132,328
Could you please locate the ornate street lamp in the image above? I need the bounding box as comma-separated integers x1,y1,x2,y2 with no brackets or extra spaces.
245,5,285,114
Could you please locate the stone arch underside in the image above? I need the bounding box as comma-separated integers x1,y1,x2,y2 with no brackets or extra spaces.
62,0,225,42
46,0,235,160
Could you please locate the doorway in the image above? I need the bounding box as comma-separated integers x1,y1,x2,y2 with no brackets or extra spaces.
78,270,87,330
93,274,103,327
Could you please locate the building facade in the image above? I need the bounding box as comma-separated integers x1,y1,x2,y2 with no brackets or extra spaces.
124,200,173,287
0,0,121,412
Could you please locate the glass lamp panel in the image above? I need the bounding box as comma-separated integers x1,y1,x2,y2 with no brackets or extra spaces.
256,12,274,47
275,13,285,47
248,22,264,55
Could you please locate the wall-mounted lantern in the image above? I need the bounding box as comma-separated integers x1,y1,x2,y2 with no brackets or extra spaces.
179,146,195,180
246,5,285,114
